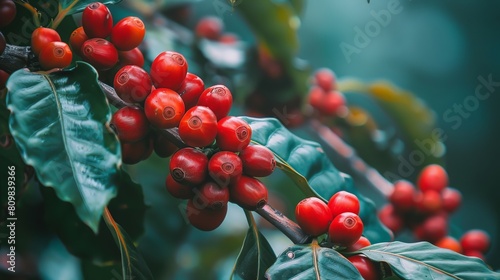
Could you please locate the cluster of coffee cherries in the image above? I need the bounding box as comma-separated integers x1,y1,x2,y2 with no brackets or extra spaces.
307,68,348,117
194,16,239,45
378,164,491,261
295,191,383,279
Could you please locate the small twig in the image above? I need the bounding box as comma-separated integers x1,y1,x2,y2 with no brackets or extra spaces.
0,45,35,74
14,0,40,27
256,204,311,244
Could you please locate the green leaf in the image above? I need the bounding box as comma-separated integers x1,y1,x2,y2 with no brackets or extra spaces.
104,207,153,280
265,241,362,280
358,241,500,280
231,211,276,280
6,62,121,233
240,117,392,243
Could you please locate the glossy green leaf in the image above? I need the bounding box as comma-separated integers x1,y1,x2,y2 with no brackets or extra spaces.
358,241,500,280
265,241,362,280
231,211,276,280
240,117,392,243
6,62,121,233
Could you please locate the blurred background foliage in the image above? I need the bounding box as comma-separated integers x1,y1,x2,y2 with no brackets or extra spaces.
1,0,499,279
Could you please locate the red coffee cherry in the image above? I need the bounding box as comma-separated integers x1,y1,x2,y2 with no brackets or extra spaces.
150,51,188,90
0,0,16,28
111,16,145,51
414,190,442,215
377,204,404,234
347,255,381,280
186,199,227,231
69,26,88,56
239,145,276,177
38,41,72,70
177,72,205,109
295,197,333,237
219,33,239,44
434,236,462,253
178,106,218,148
345,236,371,252
308,86,325,110
328,212,364,247
197,85,233,120
144,88,185,129
389,180,416,213
169,147,208,186
460,230,490,253
165,173,193,199
441,187,462,213
120,136,152,165
118,47,145,68
318,91,346,116
463,250,485,261
110,106,150,143
114,65,152,103
81,38,119,70
216,116,252,152
31,27,61,55
417,164,448,193
229,175,268,210
195,16,223,40
328,191,360,218
82,2,113,38
208,151,243,187
153,133,178,158
413,215,447,243
192,181,230,210
314,68,336,91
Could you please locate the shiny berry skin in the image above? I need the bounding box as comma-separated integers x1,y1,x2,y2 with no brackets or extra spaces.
460,230,490,253
377,204,404,234
328,212,364,247
389,180,416,212
111,16,145,51
414,190,442,215
441,187,462,213
413,215,447,243
229,175,268,210
197,85,233,120
345,236,371,252
192,181,230,210
417,164,448,193
178,106,218,147
110,106,150,143
319,91,346,116
308,86,324,110
208,151,243,187
239,145,276,177
195,16,223,40
347,255,381,280
314,68,336,91
165,174,194,199
114,65,152,103
82,2,113,38
177,73,205,109
81,38,118,70
38,41,72,70
121,136,152,164
216,116,252,152
435,236,462,253
186,199,227,231
150,51,188,90
144,88,185,129
118,47,144,67
169,147,208,186
328,191,360,218
69,26,88,56
153,133,178,158
0,0,16,28
295,197,333,237
31,27,61,55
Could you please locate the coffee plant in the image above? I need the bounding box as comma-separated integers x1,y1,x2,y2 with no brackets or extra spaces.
0,0,499,279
